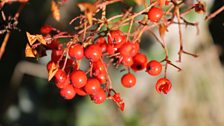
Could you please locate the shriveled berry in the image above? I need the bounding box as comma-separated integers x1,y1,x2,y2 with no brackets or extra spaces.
68,44,84,60
155,78,172,94
74,87,87,96
131,53,148,71
70,70,87,88
146,60,162,76
60,85,76,100
121,73,136,88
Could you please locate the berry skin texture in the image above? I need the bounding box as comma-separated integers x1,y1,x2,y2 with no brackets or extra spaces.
147,7,163,22
68,44,84,60
70,70,87,88
146,60,162,76
55,69,67,83
121,73,136,88
131,53,148,71
121,56,134,67
91,89,106,104
84,78,101,95
60,85,76,100
55,76,70,89
108,30,126,49
85,44,102,62
155,78,172,94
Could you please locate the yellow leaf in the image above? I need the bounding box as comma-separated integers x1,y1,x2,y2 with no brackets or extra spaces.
77,2,96,25
25,43,37,57
26,32,37,45
48,62,58,81
51,0,60,21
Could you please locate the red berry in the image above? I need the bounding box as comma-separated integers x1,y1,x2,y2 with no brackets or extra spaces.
85,44,102,62
68,44,84,60
95,73,107,84
55,69,66,83
60,85,76,100
40,25,52,34
119,42,139,57
92,60,106,75
147,7,163,22
51,49,63,62
108,30,126,48
121,73,136,88
121,56,134,67
70,70,87,88
47,60,55,71
155,78,172,94
74,87,87,96
84,78,101,95
91,89,106,104
146,60,162,76
131,53,148,71
106,44,117,55
55,75,70,89
96,37,107,53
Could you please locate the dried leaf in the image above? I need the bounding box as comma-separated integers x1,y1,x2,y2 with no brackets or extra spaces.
51,0,60,21
48,62,58,81
134,0,145,5
159,0,166,8
25,43,37,57
36,35,46,45
159,24,167,40
26,32,37,45
77,2,96,25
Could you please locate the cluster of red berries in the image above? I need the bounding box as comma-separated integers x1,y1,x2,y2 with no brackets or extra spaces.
41,4,173,111
45,29,171,105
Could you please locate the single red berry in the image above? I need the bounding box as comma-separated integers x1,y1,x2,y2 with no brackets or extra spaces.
47,60,55,72
85,44,102,62
121,73,136,88
46,39,60,49
96,37,107,53
119,42,139,57
147,7,163,22
70,70,87,88
131,53,148,71
68,44,84,60
108,30,126,48
121,56,134,67
74,87,87,96
106,44,117,55
55,69,67,83
55,75,70,89
40,25,52,34
92,60,106,75
146,60,162,76
51,49,63,62
155,78,172,94
84,78,101,95
95,73,107,84
91,89,106,104
60,85,76,100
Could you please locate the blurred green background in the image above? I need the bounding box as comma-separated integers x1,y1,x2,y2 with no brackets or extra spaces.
0,0,224,126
